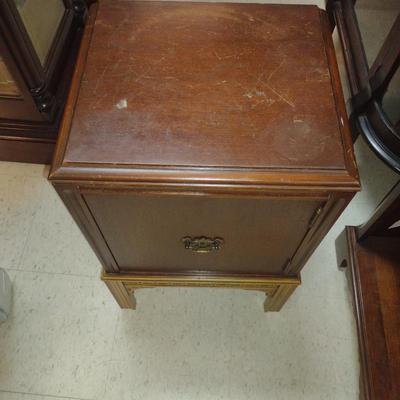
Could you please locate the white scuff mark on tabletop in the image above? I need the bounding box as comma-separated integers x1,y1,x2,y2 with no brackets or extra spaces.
389,220,400,230
243,90,268,99
115,99,128,110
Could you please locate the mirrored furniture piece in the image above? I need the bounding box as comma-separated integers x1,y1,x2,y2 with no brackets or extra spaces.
0,0,90,163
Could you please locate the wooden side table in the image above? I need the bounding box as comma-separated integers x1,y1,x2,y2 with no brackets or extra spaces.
50,1,359,311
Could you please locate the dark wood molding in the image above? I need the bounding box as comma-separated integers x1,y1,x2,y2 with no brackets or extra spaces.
336,226,374,400
0,0,92,163
54,182,120,272
336,226,400,400
328,0,371,112
288,195,350,274
336,179,400,399
43,0,88,112
0,0,44,91
0,22,43,121
49,1,98,169
320,9,359,181
0,136,54,164
50,8,360,192
0,0,88,120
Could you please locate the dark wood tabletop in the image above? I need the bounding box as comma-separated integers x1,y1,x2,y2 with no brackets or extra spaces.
62,1,349,173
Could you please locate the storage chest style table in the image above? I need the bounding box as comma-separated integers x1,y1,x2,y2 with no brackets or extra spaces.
50,1,360,311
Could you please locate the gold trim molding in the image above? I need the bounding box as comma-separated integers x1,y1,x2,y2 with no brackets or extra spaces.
102,271,301,312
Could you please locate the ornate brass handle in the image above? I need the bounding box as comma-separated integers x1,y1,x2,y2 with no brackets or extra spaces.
182,236,224,253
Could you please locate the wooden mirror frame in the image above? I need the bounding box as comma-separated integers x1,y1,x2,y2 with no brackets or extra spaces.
0,0,89,163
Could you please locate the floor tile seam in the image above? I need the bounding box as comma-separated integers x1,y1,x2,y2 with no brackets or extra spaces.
3,266,97,280
100,312,121,399
0,388,90,400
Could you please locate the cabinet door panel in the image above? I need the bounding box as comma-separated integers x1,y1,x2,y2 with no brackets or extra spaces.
84,193,324,275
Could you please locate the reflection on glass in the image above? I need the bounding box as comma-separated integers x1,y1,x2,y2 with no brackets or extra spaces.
0,56,20,97
382,67,400,126
14,0,65,66
355,0,400,66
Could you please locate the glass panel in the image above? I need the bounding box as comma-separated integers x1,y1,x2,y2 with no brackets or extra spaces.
14,0,65,66
355,0,400,66
0,55,20,97
382,67,400,126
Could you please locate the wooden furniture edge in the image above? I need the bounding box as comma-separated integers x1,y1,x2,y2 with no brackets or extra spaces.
50,1,98,173
320,8,359,182
287,193,354,274
49,167,360,193
54,184,120,272
335,226,373,400
53,183,354,278
48,3,360,193
101,270,301,312
0,136,55,164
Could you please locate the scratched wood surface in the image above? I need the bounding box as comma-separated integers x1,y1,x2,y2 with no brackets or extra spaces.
64,1,347,170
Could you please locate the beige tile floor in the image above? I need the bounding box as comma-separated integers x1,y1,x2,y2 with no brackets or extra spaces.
1,1,399,399
0,141,398,400
0,140,397,400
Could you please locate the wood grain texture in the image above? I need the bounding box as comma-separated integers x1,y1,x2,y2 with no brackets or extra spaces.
337,227,400,400
54,183,119,273
49,2,360,311
288,194,349,274
104,279,136,309
0,136,54,164
102,270,300,312
84,191,324,275
0,0,88,163
51,1,358,187
264,283,298,312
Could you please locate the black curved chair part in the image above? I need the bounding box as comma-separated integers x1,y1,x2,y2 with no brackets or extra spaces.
327,0,400,173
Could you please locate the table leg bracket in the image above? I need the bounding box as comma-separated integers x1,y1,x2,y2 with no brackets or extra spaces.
102,271,301,312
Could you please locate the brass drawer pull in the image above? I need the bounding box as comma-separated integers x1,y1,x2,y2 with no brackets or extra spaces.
182,236,224,253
